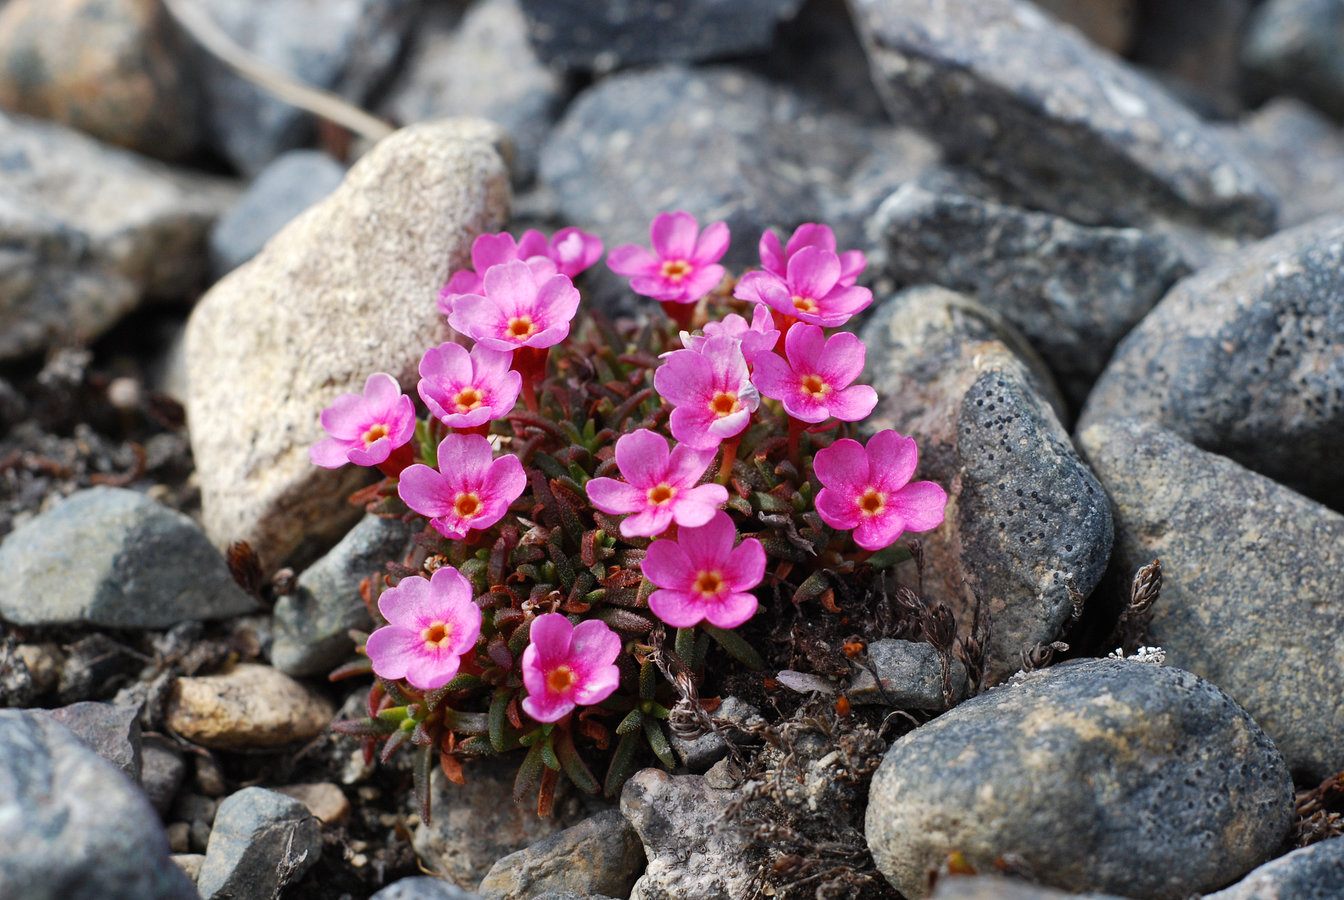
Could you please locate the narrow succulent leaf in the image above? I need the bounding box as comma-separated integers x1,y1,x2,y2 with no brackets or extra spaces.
514,742,546,803
541,735,562,771
616,708,644,735
703,623,766,669
489,689,510,752
604,731,641,797
414,744,434,824
643,718,676,767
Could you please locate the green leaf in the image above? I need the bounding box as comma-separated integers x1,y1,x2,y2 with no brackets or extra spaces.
643,718,676,768
440,673,484,693
413,744,434,824
489,689,511,752
703,623,765,669
791,570,833,605
604,731,641,797
674,627,697,671
541,735,562,771
554,730,600,794
867,542,915,569
330,715,399,738
514,742,546,804
441,709,489,733
616,708,644,735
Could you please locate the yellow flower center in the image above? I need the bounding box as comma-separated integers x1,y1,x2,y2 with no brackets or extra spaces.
546,665,577,693
693,570,725,599
709,391,741,418
647,483,676,506
661,259,692,282
454,492,482,519
507,316,537,339
361,423,389,447
792,295,818,313
422,620,453,649
858,488,886,517
453,386,484,412
800,374,830,398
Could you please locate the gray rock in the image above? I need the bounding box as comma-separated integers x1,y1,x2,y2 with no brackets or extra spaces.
669,695,759,771
371,878,486,900
539,65,937,296
56,633,143,703
413,757,597,889
622,768,761,900
0,0,206,160
0,709,199,899
184,120,509,573
37,701,142,781
1030,0,1136,52
866,658,1294,899
272,512,415,676
518,0,807,70
1078,216,1344,511
1220,98,1344,229
860,287,1112,684
1129,0,1249,117
1243,0,1344,121
847,0,1276,236
1077,418,1344,781
141,734,187,816
0,486,258,627
209,150,346,276
0,112,233,360
931,875,1127,899
192,0,418,175
196,787,322,900
846,638,967,708
871,184,1190,404
381,0,564,185
477,809,643,900
1205,836,1344,900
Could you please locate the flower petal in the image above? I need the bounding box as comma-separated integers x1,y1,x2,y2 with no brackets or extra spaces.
692,221,730,265
784,323,827,371
568,619,622,677
606,244,660,277
362,372,402,409
309,436,352,468
813,438,869,492
570,663,620,706
402,649,462,691
671,483,729,527
586,478,646,516
364,625,421,681
867,430,920,491
649,589,708,628
484,454,528,509
527,613,574,668
642,539,697,590
721,537,766,592
651,211,699,259
815,486,862,530
814,331,866,386
614,429,670,490
786,246,841,301
397,464,456,518
434,434,495,488
704,591,758,629
854,512,906,552
677,510,735,572
825,384,878,422
888,481,948,533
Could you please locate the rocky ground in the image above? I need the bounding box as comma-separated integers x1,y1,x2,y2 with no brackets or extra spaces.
3,0,1344,898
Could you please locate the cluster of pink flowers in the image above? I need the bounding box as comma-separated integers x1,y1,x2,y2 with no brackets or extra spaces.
311,210,948,727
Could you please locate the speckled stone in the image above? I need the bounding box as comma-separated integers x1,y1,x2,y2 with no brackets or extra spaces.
1220,99,1344,230
1079,215,1344,512
622,769,762,900
0,486,258,627
518,0,806,70
847,0,1276,235
37,701,142,780
0,0,205,159
860,287,1112,684
931,874,1126,899
865,658,1294,899
1243,0,1344,120
165,663,336,750
1077,418,1344,781
371,879,486,900
271,512,416,677
872,184,1189,404
1205,836,1344,900
184,120,509,573
197,787,322,900
846,639,967,708
0,709,199,899
477,810,643,900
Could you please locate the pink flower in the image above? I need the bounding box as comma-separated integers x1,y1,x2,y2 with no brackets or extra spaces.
521,613,621,723
813,431,948,551
641,511,764,629
759,223,865,287
680,304,780,365
586,429,728,538
750,323,877,423
418,341,522,428
607,211,730,304
733,246,872,328
517,227,605,279
310,373,416,469
364,566,482,691
437,232,535,316
448,259,581,351
398,433,527,540
654,336,760,449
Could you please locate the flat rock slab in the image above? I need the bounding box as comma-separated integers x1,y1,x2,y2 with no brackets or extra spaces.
0,112,232,360
0,709,199,899
861,287,1112,684
1078,418,1344,781
518,0,806,70
846,0,1276,235
184,119,509,573
871,184,1190,405
0,485,258,627
865,658,1293,899
1080,215,1344,512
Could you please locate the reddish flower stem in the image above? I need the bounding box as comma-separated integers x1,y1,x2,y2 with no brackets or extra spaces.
660,300,697,332
376,441,416,478
787,416,805,471
717,436,741,484
511,346,550,412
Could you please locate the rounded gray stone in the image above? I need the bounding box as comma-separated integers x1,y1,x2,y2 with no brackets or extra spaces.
0,709,199,900
1243,0,1344,120
197,786,322,900
0,485,258,628
846,638,967,709
860,287,1112,684
1079,215,1344,511
847,0,1276,235
477,809,643,900
370,878,485,899
1077,417,1344,781
1204,836,1344,900
865,658,1294,899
